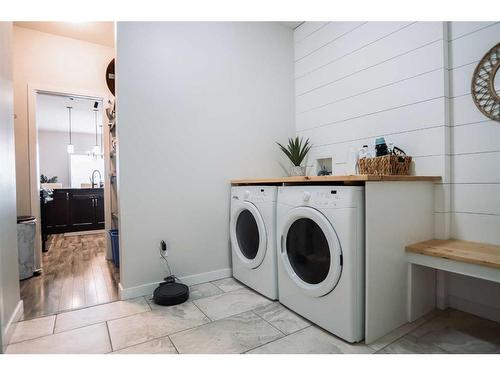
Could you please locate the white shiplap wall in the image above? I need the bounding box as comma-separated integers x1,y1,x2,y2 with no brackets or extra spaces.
294,21,500,322
294,21,450,237
447,22,500,321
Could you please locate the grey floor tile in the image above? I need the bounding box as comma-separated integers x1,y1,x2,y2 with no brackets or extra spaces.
211,277,245,293
10,315,56,344
189,282,224,301
193,288,272,321
6,323,111,354
377,335,447,354
368,309,442,351
107,301,209,351
55,297,150,333
170,311,283,354
247,326,374,354
410,308,500,353
415,327,500,354
253,302,310,335
112,337,178,354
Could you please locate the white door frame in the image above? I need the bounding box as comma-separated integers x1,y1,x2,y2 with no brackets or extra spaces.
27,83,113,268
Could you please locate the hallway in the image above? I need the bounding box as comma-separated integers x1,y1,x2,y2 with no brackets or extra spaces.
20,233,119,320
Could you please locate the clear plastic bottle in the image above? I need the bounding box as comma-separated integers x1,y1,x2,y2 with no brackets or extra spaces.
358,145,370,160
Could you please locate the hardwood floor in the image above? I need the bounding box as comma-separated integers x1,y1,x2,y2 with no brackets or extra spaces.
20,233,119,320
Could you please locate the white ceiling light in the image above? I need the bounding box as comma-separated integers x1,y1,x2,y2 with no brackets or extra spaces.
92,106,102,159
66,106,74,154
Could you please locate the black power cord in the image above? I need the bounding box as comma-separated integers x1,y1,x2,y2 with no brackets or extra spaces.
159,240,178,284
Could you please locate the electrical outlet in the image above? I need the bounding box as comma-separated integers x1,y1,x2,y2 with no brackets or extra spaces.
160,240,168,257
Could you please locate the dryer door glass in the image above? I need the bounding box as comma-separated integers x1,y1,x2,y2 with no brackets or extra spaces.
236,209,260,260
286,218,330,284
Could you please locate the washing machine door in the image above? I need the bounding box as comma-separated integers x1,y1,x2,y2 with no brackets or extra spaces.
230,201,267,269
280,206,342,297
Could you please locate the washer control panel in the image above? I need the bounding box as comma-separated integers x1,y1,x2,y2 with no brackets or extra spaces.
232,186,277,203
247,188,268,203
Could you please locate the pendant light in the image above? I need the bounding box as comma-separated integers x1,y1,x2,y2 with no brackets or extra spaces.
66,106,74,154
92,108,100,157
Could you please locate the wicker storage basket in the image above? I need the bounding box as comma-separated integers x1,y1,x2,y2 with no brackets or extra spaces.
358,155,412,175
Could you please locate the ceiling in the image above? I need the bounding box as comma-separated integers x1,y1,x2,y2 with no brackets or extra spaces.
36,93,103,135
14,21,114,47
14,22,301,46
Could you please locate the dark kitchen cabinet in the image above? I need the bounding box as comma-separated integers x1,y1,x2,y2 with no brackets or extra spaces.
70,193,98,229
42,190,70,231
41,188,105,251
95,195,105,225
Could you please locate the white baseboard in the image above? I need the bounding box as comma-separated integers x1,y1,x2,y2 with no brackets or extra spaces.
2,300,24,349
448,295,500,323
119,268,232,300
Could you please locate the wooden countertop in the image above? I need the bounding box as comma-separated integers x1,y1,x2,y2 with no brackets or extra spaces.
406,239,500,269
231,175,441,185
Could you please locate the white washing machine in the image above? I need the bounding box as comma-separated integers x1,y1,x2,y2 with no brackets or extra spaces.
276,186,365,342
230,186,278,300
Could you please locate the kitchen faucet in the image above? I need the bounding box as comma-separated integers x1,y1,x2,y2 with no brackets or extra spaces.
91,170,102,188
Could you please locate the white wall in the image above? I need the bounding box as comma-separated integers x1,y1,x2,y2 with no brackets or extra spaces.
447,22,500,321
0,22,21,351
38,130,98,187
116,22,295,295
13,26,114,215
294,21,500,322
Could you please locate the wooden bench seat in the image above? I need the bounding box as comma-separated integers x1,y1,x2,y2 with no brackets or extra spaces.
406,239,500,283
405,239,500,323
406,239,500,269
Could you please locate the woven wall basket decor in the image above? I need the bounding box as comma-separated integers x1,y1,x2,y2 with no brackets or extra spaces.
471,42,500,122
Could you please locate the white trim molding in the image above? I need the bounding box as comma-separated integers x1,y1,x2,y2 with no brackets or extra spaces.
448,294,500,323
2,300,23,349
26,83,113,268
119,268,232,300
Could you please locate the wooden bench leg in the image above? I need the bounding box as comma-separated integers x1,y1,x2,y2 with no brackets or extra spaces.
407,263,437,322
436,270,448,310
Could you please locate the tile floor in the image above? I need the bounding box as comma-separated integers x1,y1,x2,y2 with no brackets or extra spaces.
6,278,500,354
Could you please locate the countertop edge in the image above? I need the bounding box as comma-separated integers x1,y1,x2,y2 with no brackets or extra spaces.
230,175,442,185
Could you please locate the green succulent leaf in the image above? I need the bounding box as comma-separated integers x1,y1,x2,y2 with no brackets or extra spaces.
276,136,312,166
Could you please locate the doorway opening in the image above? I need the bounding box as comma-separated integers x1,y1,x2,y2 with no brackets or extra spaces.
20,90,119,320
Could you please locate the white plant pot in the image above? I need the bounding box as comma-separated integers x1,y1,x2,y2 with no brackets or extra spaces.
289,165,306,176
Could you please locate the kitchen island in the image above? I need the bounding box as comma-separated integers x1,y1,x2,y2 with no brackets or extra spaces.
40,188,105,251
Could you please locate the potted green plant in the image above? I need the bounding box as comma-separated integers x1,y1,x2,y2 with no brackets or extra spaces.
40,174,58,184
277,136,312,176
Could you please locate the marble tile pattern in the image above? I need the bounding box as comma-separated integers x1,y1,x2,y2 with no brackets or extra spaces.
10,315,56,344
6,323,111,354
377,335,447,354
112,337,178,354
7,278,500,354
253,302,310,335
247,326,374,354
170,311,283,354
55,297,150,333
367,309,442,352
211,277,245,293
192,287,273,320
107,302,210,351
188,282,224,301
